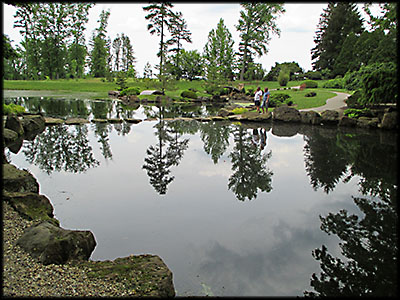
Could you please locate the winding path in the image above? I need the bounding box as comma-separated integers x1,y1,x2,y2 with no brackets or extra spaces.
299,91,350,112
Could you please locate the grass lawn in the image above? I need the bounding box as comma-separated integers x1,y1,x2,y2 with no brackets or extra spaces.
3,78,343,110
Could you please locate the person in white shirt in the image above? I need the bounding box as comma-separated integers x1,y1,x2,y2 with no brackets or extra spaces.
254,87,262,113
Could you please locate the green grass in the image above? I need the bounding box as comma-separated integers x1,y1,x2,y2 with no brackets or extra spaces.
3,78,342,110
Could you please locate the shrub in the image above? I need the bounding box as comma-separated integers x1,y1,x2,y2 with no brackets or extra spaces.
346,90,363,108
232,107,248,115
305,92,317,97
120,87,140,96
322,78,344,89
181,90,198,99
284,99,293,106
278,69,290,86
271,93,290,102
3,103,25,115
343,108,372,118
301,80,318,88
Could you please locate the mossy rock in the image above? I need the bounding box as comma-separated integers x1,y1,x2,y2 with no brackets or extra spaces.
3,191,58,225
3,163,39,194
78,254,175,297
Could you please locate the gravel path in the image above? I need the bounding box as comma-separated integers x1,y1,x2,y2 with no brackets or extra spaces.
2,202,139,297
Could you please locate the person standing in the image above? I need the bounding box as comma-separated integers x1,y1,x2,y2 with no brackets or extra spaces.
261,87,270,114
254,87,262,113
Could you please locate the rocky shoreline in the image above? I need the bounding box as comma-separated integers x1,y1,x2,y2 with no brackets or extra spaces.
3,114,176,297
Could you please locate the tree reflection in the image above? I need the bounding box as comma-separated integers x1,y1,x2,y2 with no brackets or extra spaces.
142,108,189,195
23,124,99,174
228,125,273,201
91,123,112,160
304,187,397,297
200,121,231,164
303,127,349,193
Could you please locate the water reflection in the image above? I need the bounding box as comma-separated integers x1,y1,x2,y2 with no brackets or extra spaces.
304,188,397,297
22,124,99,174
229,125,273,201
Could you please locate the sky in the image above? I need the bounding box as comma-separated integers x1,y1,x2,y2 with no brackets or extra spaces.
2,2,379,77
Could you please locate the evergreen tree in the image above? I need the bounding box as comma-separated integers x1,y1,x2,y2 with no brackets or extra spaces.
203,18,235,81
236,2,285,81
89,9,111,77
166,11,192,80
143,2,176,78
311,2,364,77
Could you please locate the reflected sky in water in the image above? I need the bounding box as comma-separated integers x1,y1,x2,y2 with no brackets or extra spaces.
5,96,397,296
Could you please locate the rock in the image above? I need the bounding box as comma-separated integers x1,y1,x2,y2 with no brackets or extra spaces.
91,119,108,123
3,163,39,193
21,115,46,140
357,117,379,128
44,117,65,125
273,106,301,122
6,136,24,154
78,254,175,297
139,90,164,96
271,122,299,137
17,221,96,265
3,128,19,145
300,111,322,125
338,116,357,127
320,110,339,125
218,108,233,117
380,111,397,130
3,191,56,224
5,114,24,136
65,118,90,125
124,118,142,124
107,118,123,123
108,90,120,97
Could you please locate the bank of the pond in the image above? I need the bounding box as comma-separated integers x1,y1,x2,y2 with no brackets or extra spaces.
3,115,176,297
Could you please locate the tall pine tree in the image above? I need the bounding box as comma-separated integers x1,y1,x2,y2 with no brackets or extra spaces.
311,2,363,77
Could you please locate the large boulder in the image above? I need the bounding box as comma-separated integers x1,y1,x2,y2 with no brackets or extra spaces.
21,115,46,139
3,191,56,224
320,110,339,125
78,255,175,297
380,111,397,130
273,106,301,122
3,164,39,193
338,116,357,127
5,114,24,136
3,128,19,146
300,111,322,125
17,221,96,265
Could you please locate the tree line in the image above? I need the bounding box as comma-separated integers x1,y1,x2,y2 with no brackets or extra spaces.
3,2,285,82
3,2,397,88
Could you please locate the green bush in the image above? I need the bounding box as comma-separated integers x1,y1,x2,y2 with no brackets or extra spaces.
346,90,363,108
278,70,290,86
301,80,318,88
3,103,25,115
232,107,248,114
181,90,198,99
305,92,317,97
343,108,372,118
322,78,344,89
120,87,140,96
270,93,290,102
284,99,293,106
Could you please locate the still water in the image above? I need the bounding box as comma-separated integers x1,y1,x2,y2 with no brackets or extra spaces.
4,95,397,296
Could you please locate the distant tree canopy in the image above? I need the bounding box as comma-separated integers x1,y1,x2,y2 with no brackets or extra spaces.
265,62,304,81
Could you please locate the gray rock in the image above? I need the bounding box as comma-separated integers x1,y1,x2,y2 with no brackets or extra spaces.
5,114,24,136
3,128,19,145
380,111,397,130
300,111,322,125
320,110,339,125
273,106,301,122
21,115,46,140
3,191,56,223
3,164,39,193
65,118,90,125
17,221,96,265
339,116,357,127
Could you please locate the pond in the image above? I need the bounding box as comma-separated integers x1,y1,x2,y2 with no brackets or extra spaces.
4,95,398,296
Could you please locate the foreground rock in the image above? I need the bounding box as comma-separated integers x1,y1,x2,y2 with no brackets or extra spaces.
2,163,176,297
17,221,97,265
